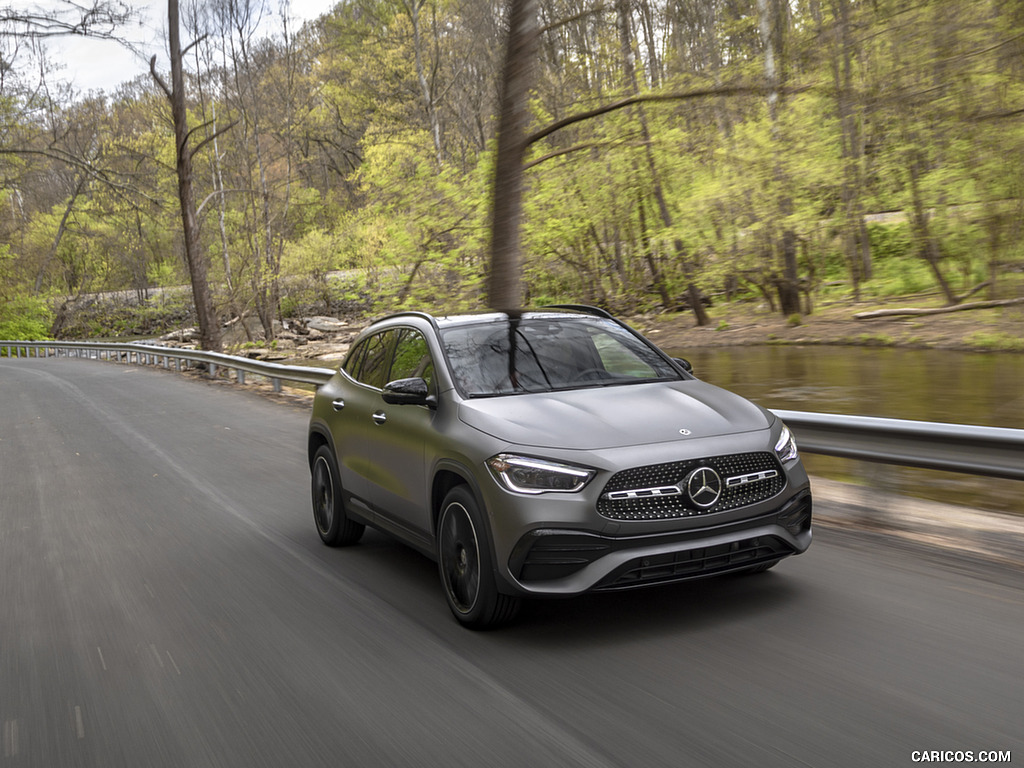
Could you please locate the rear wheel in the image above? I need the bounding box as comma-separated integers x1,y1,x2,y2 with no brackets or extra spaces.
311,445,364,546
437,486,520,629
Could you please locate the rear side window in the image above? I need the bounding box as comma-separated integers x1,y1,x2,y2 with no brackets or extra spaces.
342,340,367,378
344,331,396,389
358,332,395,388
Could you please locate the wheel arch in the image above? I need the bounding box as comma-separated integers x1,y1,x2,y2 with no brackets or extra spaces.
307,424,335,469
430,461,484,535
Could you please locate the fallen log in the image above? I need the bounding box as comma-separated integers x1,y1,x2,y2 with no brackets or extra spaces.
854,297,1024,320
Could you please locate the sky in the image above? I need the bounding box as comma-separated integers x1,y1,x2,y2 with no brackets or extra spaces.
20,0,337,94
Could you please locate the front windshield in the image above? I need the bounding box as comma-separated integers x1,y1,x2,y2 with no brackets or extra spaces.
439,315,682,397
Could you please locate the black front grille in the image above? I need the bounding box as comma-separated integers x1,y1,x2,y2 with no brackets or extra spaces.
597,452,785,521
594,536,792,590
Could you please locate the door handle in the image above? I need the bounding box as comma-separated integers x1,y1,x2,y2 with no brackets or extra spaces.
332,398,345,411
372,411,387,425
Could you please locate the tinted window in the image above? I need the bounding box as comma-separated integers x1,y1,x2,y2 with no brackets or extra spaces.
355,331,395,389
389,330,435,391
342,339,367,378
440,316,680,397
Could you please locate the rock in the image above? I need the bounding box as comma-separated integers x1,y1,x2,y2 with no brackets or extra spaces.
313,342,351,361
161,328,198,342
304,316,348,333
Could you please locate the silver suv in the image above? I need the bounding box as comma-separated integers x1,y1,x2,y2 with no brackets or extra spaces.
308,307,812,628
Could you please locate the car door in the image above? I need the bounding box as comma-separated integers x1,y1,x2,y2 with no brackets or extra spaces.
362,328,436,545
328,329,397,516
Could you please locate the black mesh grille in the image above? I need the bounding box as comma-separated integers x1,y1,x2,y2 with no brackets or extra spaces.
595,536,793,590
597,452,785,521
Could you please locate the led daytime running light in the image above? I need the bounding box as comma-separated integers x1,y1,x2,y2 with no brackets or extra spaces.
774,424,799,463
486,454,595,495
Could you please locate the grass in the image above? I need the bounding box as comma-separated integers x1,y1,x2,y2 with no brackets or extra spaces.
965,331,1024,352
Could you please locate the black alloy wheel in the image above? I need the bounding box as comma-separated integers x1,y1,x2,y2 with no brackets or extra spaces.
437,486,520,629
311,445,364,546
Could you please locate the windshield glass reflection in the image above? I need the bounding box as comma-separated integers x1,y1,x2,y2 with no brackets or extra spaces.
440,315,680,397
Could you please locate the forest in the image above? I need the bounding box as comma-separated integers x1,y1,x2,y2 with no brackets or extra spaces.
2,0,1023,349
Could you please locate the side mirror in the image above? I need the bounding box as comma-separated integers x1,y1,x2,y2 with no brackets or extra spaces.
673,357,693,374
382,377,435,406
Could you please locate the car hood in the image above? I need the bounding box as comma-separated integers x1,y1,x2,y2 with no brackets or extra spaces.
457,380,772,450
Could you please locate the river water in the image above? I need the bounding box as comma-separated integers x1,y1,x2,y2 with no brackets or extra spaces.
671,346,1024,516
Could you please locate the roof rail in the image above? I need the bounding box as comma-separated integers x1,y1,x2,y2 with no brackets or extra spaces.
368,310,438,327
540,304,615,320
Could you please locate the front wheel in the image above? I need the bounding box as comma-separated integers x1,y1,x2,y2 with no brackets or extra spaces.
311,445,364,546
437,486,520,629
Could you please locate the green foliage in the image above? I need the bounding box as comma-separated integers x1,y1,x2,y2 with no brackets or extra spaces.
147,261,179,288
0,296,53,341
965,331,1024,352
872,257,934,296
867,224,914,263
2,0,1024,328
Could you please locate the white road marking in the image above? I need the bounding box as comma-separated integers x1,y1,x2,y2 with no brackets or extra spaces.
97,646,107,671
74,707,85,739
150,644,164,668
3,719,19,757
166,651,181,676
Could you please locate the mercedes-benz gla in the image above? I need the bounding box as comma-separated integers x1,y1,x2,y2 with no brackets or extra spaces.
308,307,812,628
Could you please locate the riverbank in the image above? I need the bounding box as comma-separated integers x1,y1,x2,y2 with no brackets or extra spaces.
628,297,1024,355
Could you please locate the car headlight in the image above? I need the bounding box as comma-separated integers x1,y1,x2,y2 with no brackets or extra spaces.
486,454,596,494
774,423,799,463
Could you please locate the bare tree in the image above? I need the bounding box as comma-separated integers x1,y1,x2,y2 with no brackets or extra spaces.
150,0,231,351
0,2,134,39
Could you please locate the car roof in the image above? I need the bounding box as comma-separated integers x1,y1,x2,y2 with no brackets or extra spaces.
369,305,615,331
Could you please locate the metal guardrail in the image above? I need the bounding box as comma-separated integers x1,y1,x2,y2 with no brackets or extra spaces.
771,409,1024,482
1,339,333,391
4,339,1024,482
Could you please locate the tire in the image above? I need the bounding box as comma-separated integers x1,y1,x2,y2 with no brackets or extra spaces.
311,445,364,546
437,486,520,629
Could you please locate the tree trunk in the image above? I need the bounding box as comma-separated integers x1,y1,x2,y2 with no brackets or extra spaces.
487,0,539,309
151,0,221,352
34,173,86,294
407,0,443,167
616,0,709,326
906,153,957,305
758,0,801,318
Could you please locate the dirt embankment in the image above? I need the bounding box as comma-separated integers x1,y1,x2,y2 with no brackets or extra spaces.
628,300,1024,355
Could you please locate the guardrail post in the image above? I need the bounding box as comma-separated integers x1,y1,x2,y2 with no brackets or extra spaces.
209,363,217,379
236,369,245,385
272,377,282,393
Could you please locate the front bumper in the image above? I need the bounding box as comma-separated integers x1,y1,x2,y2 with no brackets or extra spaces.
501,490,812,596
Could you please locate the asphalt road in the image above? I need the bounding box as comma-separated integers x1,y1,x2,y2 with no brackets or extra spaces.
1,357,1020,767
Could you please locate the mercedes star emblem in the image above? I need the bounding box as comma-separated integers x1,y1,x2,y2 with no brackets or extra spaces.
685,466,722,508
